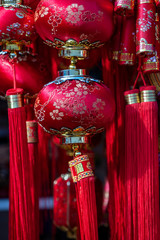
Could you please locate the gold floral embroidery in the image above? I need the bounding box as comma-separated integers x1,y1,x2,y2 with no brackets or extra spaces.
66,4,84,24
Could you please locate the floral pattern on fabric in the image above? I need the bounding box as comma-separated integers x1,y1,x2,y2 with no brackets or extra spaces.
34,79,115,133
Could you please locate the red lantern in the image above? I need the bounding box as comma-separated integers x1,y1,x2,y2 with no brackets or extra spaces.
0,4,37,48
34,76,115,135
34,0,114,48
0,53,51,93
54,172,78,238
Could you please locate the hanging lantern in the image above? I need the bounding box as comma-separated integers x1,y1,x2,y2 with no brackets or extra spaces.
34,1,115,240
0,53,51,93
0,0,37,54
34,0,114,48
53,172,78,239
34,76,115,135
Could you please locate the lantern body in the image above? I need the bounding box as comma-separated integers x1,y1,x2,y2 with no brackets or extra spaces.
0,5,37,43
54,173,78,229
34,79,115,134
0,53,51,93
34,0,114,47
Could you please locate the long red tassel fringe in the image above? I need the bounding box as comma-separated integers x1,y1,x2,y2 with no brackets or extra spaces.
139,86,159,240
26,115,39,240
69,154,98,240
124,89,140,240
7,88,32,240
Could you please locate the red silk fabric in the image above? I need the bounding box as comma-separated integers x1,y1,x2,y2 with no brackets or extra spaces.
136,1,156,55
53,173,78,229
119,16,136,65
34,80,115,133
34,0,114,45
0,5,37,43
0,53,52,94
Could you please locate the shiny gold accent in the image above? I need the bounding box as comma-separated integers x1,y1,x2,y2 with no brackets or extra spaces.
54,225,77,239
138,0,152,3
119,53,135,65
62,136,89,145
2,0,17,4
72,144,82,157
26,121,38,143
1,40,30,51
70,56,77,69
7,94,23,109
45,38,104,50
75,163,84,174
59,49,88,59
125,93,140,105
58,69,86,76
140,90,156,102
58,49,88,69
112,51,119,61
49,126,104,137
155,13,159,22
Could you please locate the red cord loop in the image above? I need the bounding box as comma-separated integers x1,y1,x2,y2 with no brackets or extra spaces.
133,58,147,89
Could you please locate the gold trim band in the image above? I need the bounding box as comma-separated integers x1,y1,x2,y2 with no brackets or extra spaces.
140,90,156,102
125,93,140,105
7,94,23,109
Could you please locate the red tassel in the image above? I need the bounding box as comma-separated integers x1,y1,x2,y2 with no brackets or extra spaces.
69,154,98,240
38,125,51,235
7,88,32,240
124,89,140,240
26,119,39,240
139,86,159,240
102,49,128,240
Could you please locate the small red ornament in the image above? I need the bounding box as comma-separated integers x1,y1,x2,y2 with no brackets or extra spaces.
54,172,78,238
136,0,156,56
34,78,115,134
34,0,114,48
0,5,37,47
